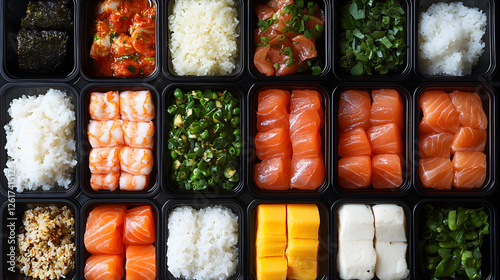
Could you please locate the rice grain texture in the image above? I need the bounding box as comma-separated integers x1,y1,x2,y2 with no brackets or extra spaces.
418,2,487,76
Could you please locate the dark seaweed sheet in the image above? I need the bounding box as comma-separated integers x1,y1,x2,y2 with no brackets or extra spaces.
17,29,67,73
20,0,72,30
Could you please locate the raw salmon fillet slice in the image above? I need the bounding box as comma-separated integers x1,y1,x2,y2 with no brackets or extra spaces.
419,90,460,134
419,133,454,158
254,46,274,76
419,157,453,190
371,154,403,189
338,90,371,132
450,127,486,154
84,205,126,255
290,90,322,114
290,156,324,190
337,156,371,189
126,245,157,280
452,151,487,189
338,127,371,157
449,91,488,129
367,123,403,155
255,128,292,160
370,89,404,131
255,157,291,190
290,125,321,157
257,89,290,131
123,206,156,245
289,109,322,138
84,254,124,280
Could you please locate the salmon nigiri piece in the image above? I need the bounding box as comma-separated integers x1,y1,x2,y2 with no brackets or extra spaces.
123,206,156,245
257,89,290,131
290,125,321,158
84,205,126,254
450,127,486,154
419,158,453,190
371,154,403,189
367,123,403,155
338,156,371,189
338,90,371,132
289,109,322,138
290,156,325,190
255,157,290,190
126,245,157,280
338,127,371,157
370,89,404,131
449,91,488,129
255,128,292,160
419,133,454,158
84,254,124,280
419,90,460,134
452,152,487,189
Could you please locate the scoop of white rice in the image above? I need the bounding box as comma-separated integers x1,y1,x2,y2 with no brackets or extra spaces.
4,89,77,192
418,2,487,76
167,205,239,280
168,0,239,76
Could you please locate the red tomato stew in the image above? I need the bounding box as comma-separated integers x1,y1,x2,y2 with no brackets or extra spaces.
90,0,156,78
253,0,325,76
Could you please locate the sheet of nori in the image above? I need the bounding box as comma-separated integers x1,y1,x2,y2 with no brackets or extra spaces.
20,0,72,30
17,29,67,73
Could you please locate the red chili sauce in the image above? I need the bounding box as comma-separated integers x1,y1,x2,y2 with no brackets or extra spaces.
90,0,156,77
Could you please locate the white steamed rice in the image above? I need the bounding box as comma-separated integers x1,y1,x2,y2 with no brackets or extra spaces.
167,205,238,280
418,2,487,76
4,89,77,192
168,0,239,76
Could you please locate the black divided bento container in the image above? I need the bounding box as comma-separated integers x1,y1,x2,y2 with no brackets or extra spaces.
0,0,499,279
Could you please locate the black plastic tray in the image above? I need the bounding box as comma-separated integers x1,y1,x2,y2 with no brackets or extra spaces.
0,0,499,279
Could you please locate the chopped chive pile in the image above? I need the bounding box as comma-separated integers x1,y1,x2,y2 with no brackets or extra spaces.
339,0,406,75
167,88,241,191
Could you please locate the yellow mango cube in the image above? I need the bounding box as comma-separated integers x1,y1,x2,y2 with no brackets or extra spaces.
287,204,320,240
256,257,287,280
257,204,287,236
287,257,318,280
256,238,287,258
286,238,319,260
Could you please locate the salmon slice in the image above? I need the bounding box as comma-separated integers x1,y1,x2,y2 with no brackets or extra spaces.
419,157,453,190
291,35,317,62
290,90,322,114
84,205,126,255
290,156,324,190
268,0,294,12
257,89,290,131
254,28,279,47
271,49,300,76
449,91,488,129
256,3,275,20
450,127,486,154
337,156,371,189
371,154,403,189
338,90,371,132
289,109,322,138
290,125,321,157
126,245,157,280
370,89,404,131
254,46,275,76
255,128,292,160
367,123,403,155
84,254,124,280
419,133,454,158
419,90,460,134
452,151,487,189
123,206,155,245
338,128,371,157
271,8,300,37
255,157,290,190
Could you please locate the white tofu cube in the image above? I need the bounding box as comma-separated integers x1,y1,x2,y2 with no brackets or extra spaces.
373,204,407,242
337,240,377,280
338,204,374,241
375,241,409,280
